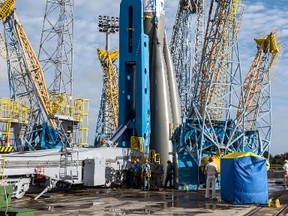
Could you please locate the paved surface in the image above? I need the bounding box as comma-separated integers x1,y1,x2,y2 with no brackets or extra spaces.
8,188,259,215
5,180,287,215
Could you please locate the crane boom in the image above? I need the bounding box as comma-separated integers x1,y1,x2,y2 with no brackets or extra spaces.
14,14,56,128
239,33,281,130
0,0,14,20
237,32,283,155
0,0,56,129
192,0,244,119
207,0,243,119
0,0,65,150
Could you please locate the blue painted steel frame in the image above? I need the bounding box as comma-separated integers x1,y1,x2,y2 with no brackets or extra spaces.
118,0,150,154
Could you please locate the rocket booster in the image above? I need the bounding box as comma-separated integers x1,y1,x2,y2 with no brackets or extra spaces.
119,0,181,163
143,0,181,164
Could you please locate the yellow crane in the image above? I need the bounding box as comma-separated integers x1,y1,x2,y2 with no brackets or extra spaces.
0,0,90,148
195,0,244,120
238,32,283,130
0,0,56,129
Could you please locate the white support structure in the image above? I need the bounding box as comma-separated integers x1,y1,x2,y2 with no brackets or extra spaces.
0,147,142,198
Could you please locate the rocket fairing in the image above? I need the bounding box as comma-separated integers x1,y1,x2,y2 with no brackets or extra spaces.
119,0,181,162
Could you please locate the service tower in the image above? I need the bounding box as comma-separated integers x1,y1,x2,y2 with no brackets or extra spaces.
119,0,181,164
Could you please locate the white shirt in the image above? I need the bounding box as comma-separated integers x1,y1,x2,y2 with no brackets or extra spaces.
205,162,218,176
283,162,288,172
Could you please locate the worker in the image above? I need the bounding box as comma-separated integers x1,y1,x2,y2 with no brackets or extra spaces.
283,160,288,189
0,131,3,145
135,158,142,189
204,156,218,200
3,135,8,146
164,160,173,188
154,162,164,189
142,158,151,191
128,158,137,188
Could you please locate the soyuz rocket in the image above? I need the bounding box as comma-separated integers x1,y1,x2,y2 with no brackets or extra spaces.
118,0,181,165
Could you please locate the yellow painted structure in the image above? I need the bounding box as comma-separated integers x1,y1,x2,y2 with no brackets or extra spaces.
97,49,119,130
0,98,28,149
74,98,90,146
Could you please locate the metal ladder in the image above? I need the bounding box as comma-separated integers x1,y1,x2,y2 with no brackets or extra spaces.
59,150,79,180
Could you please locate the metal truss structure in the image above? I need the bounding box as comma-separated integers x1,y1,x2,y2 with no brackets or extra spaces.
94,15,119,146
0,2,54,149
95,49,119,145
0,0,71,150
239,33,283,156
38,0,74,97
37,0,90,147
172,0,284,190
170,0,251,190
170,0,203,115
174,0,246,166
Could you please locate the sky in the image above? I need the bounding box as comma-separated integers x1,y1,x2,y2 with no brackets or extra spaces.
0,0,287,156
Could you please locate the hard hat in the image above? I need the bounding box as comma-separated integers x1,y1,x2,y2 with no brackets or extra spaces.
208,156,213,162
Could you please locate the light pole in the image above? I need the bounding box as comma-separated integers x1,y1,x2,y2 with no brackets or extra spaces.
98,15,119,51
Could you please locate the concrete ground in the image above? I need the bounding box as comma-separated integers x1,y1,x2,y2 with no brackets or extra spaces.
7,183,285,216
0,176,284,216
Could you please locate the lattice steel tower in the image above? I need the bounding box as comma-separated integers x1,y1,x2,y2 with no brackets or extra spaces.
192,0,245,159
94,15,119,146
170,0,205,115
38,0,74,97
37,0,88,147
174,0,246,165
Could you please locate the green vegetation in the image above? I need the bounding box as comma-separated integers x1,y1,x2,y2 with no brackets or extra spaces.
269,153,288,165
265,152,287,171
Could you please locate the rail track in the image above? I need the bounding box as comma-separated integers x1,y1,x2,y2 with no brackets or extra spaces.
244,188,288,216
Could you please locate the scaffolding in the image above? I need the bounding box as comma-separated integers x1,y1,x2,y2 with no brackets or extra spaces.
74,98,90,146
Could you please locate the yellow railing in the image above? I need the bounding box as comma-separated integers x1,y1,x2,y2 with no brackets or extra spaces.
0,98,28,146
74,98,89,146
50,93,74,117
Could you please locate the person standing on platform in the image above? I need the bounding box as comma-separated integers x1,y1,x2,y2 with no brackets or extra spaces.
164,160,173,188
204,156,218,200
142,158,151,191
283,160,288,189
